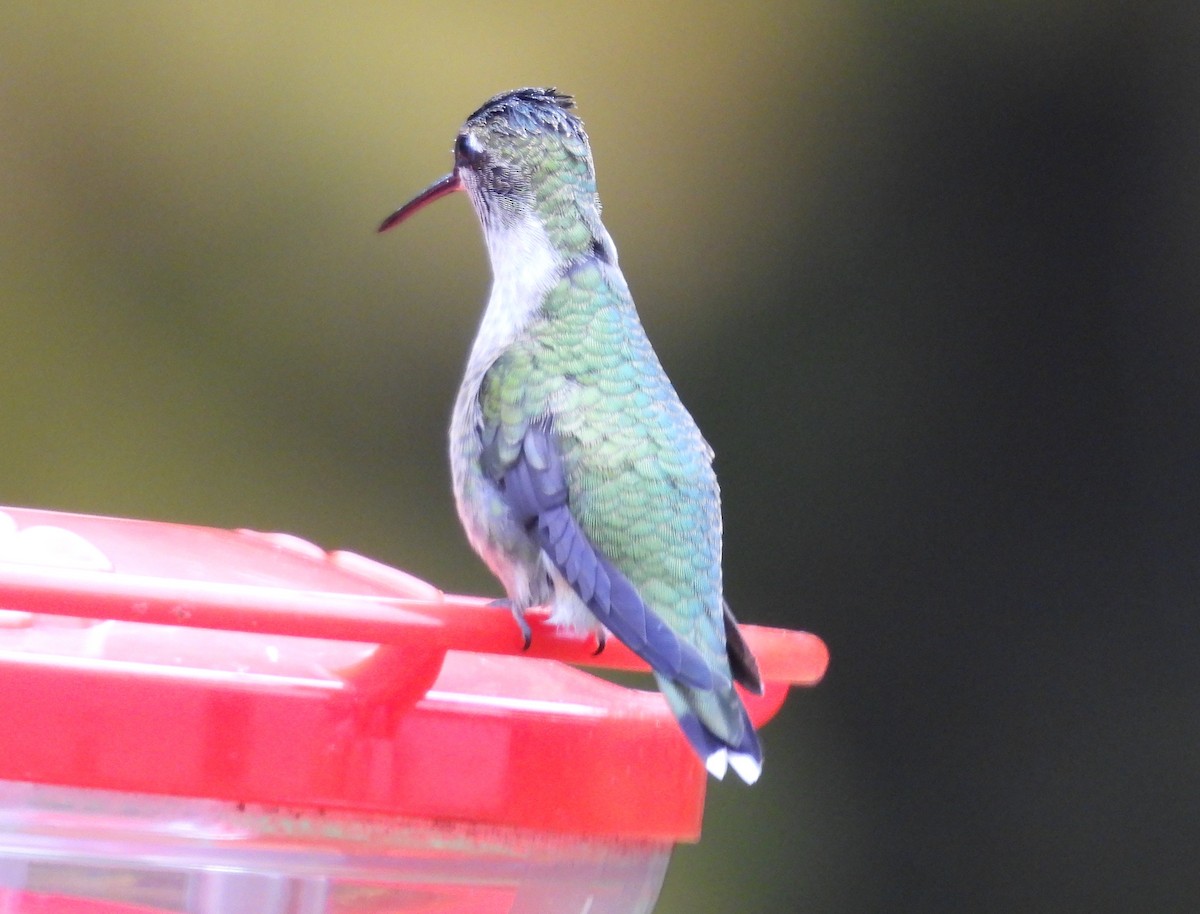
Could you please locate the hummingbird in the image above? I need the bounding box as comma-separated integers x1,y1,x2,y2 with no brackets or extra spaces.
379,88,764,782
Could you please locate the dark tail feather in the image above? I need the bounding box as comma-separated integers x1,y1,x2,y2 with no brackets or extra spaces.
723,600,763,694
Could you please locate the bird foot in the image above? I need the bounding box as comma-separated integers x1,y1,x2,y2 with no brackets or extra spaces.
488,597,533,651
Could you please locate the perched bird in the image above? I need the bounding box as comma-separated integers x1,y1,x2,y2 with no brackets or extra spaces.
379,88,764,782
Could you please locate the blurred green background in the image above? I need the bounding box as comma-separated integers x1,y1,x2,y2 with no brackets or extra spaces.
2,2,1197,911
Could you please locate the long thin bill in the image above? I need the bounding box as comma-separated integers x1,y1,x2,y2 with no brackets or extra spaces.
377,173,463,233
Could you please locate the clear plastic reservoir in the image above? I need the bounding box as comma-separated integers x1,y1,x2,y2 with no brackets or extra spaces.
0,781,670,913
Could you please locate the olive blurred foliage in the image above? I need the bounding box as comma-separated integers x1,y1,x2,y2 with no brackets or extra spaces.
1,3,1197,912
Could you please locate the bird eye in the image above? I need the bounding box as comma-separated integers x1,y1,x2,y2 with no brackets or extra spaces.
455,132,484,165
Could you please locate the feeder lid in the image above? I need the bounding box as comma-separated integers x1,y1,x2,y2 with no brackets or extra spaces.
0,506,827,841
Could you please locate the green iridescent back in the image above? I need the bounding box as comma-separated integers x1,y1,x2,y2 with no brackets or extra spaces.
478,260,727,664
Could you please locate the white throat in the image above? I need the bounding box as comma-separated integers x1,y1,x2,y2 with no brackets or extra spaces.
466,215,561,375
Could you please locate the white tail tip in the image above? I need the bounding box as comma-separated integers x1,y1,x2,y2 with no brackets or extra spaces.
729,752,762,785
705,749,729,780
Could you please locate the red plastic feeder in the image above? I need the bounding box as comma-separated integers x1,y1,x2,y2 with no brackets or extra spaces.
0,506,827,913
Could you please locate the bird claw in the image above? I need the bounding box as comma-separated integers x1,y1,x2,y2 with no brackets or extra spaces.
592,629,606,656
488,597,533,651
518,618,533,651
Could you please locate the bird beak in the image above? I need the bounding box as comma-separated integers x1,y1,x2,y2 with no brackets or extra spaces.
378,172,463,232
